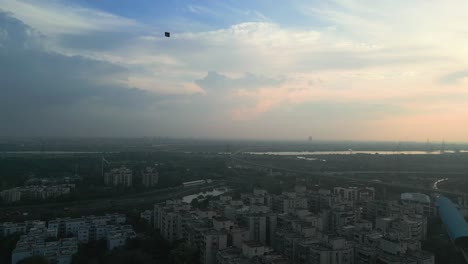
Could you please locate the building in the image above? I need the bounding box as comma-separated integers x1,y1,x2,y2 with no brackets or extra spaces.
247,213,277,246
140,210,153,224
1,184,75,203
242,240,271,258
229,227,250,248
1,222,27,237
104,167,133,187
334,187,358,202
106,225,136,250
400,193,433,216
160,210,182,242
182,180,207,188
7,213,133,264
0,188,21,203
0,220,47,238
306,189,340,213
272,193,308,214
154,200,192,242
362,199,396,222
273,229,303,262
47,214,126,238
11,228,77,264
331,206,356,233
296,237,354,264
241,193,267,206
376,214,427,241
141,167,158,187
375,233,434,264
146,186,434,264
355,244,378,264
213,217,234,231
200,229,227,264
436,196,468,243
217,247,250,264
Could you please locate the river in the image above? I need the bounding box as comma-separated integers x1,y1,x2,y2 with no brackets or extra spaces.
245,150,466,156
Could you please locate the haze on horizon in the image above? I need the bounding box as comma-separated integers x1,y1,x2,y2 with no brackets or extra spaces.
1,0,468,141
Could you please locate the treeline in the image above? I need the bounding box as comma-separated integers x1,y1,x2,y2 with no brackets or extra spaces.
0,152,231,189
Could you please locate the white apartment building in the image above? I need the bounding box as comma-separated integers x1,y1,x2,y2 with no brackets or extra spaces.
48,214,126,238
12,229,77,264
104,167,133,187
1,220,46,237
0,188,21,203
106,225,136,251
376,214,427,241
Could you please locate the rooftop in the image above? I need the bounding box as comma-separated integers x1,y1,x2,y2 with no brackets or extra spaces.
436,196,468,242
400,193,430,204
243,240,264,248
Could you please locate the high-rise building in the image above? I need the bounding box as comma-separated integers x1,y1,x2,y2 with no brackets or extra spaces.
0,188,21,203
295,237,354,264
141,167,158,187
200,229,227,264
247,213,277,246
104,167,132,188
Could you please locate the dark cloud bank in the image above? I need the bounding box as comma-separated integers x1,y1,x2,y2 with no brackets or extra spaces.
0,11,162,137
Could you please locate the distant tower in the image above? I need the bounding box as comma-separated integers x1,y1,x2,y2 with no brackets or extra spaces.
308,136,313,142
441,140,446,154
101,157,110,182
142,167,159,187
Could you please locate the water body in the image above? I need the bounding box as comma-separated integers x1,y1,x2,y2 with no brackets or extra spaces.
183,187,228,204
297,156,327,162
246,150,464,156
0,151,102,154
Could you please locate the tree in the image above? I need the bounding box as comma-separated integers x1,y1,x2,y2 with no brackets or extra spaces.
72,239,107,264
0,234,20,264
18,256,48,264
170,242,199,264
102,249,154,264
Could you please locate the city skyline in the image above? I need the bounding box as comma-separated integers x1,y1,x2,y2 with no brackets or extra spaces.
1,0,468,141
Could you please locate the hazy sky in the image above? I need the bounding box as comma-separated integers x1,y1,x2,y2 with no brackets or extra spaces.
1,0,468,141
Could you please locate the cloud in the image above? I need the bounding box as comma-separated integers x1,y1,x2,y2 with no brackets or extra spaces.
0,0,140,35
3,0,468,140
187,5,214,16
439,70,468,84
0,11,164,137
195,71,284,92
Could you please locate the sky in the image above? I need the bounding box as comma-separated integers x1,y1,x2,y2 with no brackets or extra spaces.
1,0,468,141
